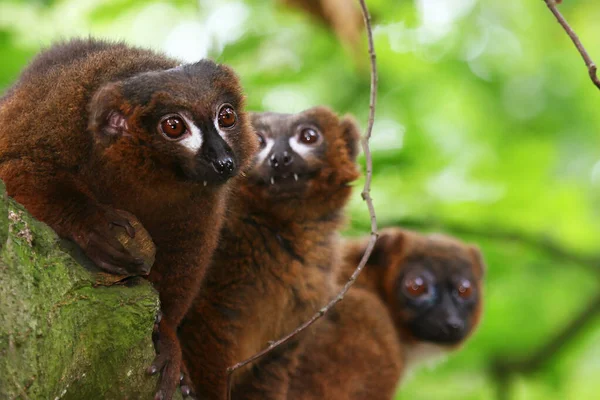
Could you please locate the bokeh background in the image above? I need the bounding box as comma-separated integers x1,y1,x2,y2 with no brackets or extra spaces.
1,0,599,399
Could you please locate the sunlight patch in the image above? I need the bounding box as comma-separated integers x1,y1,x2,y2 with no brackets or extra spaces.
591,159,600,185
369,119,405,152
427,166,505,203
262,87,316,114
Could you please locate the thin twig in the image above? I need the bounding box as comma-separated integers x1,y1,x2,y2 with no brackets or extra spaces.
225,0,378,397
543,0,600,90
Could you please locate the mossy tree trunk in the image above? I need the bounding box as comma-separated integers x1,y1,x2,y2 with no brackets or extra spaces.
0,182,179,400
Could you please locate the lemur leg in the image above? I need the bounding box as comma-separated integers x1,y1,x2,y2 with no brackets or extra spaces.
147,233,219,400
179,317,231,400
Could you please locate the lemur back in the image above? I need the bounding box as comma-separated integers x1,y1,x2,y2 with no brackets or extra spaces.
179,106,360,399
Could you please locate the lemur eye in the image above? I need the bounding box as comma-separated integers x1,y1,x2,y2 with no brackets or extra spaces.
457,280,473,299
299,128,319,144
160,116,187,139
218,105,237,128
256,132,266,148
404,276,428,297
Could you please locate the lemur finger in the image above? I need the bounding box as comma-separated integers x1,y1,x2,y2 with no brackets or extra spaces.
89,231,145,267
92,259,128,276
109,216,136,238
179,366,196,398
150,354,179,400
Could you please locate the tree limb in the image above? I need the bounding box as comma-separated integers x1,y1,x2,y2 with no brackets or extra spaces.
375,217,600,276
543,0,600,90
225,0,379,397
491,293,600,400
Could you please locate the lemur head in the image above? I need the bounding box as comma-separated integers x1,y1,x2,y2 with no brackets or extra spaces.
349,228,484,347
88,60,257,186
243,107,360,215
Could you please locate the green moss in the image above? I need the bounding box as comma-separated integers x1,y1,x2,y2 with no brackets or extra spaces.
0,189,164,399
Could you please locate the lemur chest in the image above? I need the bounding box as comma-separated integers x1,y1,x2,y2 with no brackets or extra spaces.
233,258,331,367
233,241,333,346
214,221,335,353
245,252,329,315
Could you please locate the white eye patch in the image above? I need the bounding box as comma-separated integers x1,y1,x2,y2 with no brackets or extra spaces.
177,114,203,153
288,136,314,158
213,115,231,145
255,137,275,165
175,113,233,153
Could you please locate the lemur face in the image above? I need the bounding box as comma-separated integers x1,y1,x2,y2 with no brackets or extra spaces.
248,107,359,199
88,60,257,185
249,111,327,194
369,229,484,347
394,250,481,345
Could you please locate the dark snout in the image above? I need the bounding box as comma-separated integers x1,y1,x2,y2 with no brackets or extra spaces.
269,150,294,172
199,130,237,182
210,153,235,176
444,315,465,333
439,314,467,342
409,309,468,345
251,138,313,192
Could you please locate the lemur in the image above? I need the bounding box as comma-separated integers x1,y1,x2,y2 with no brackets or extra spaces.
179,107,360,399
287,227,485,399
0,38,257,400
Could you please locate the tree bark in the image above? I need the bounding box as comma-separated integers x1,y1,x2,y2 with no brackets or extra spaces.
0,181,176,400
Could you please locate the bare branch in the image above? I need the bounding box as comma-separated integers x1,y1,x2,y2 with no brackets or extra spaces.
378,217,600,276
543,0,600,90
491,293,600,383
225,0,378,397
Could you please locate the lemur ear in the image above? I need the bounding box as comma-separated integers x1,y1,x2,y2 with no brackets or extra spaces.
468,245,486,279
340,115,361,162
88,82,128,140
366,229,407,268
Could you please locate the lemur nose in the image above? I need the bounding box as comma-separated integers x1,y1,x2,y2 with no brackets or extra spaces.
213,156,236,175
282,151,293,165
445,317,464,333
269,151,294,170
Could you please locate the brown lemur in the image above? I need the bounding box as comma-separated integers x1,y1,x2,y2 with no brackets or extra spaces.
0,38,257,400
178,107,361,399
287,227,485,399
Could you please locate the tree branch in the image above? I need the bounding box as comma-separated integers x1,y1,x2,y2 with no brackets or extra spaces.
491,293,600,384
543,0,600,90
225,0,378,397
374,217,600,276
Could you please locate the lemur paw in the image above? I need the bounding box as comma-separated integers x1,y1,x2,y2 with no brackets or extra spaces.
180,367,197,399
147,352,183,400
147,321,182,400
72,206,149,275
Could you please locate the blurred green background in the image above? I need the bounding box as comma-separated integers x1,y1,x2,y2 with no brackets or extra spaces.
1,0,599,399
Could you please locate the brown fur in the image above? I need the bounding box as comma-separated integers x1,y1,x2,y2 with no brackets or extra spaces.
0,38,257,400
287,287,403,399
340,228,485,348
287,228,485,399
179,107,360,399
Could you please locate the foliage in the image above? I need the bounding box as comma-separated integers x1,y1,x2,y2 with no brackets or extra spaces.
0,0,599,399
